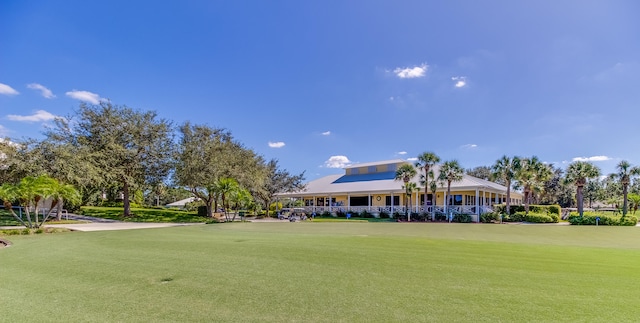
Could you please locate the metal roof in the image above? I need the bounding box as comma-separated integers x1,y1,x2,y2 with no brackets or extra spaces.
278,162,522,198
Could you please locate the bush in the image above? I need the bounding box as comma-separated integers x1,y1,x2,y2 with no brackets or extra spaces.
568,212,638,226
514,212,556,223
320,211,332,217
453,214,472,223
197,206,208,217
378,211,390,219
360,210,373,218
494,204,561,216
480,212,499,223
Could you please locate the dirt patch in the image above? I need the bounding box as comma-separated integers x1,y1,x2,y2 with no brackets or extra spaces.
0,238,12,248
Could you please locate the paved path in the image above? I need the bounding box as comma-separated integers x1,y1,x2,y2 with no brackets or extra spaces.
1,214,205,232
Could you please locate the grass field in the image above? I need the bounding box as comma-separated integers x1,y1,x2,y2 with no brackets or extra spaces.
1,222,640,322
80,206,211,223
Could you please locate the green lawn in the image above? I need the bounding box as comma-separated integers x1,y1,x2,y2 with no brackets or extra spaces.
80,206,211,223
1,223,640,322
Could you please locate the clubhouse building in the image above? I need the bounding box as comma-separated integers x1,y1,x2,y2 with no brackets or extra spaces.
276,159,522,222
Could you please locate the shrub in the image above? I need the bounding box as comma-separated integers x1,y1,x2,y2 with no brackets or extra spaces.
360,210,373,218
378,211,390,219
320,211,332,217
494,204,561,216
516,212,556,223
453,214,472,223
568,212,638,226
480,212,499,223
197,206,208,217
335,210,346,218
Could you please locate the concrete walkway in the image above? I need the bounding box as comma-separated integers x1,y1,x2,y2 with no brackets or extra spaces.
0,214,206,232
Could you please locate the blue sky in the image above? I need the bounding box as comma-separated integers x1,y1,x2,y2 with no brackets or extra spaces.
1,0,639,180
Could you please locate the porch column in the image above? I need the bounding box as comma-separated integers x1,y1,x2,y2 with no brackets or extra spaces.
368,193,371,212
329,195,332,213
313,195,316,213
475,188,479,222
414,191,419,213
391,192,394,213
347,193,351,210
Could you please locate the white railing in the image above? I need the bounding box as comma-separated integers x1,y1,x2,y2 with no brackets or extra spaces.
300,205,491,215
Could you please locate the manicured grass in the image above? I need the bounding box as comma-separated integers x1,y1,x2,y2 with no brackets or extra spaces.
80,206,211,223
1,223,640,322
0,209,85,226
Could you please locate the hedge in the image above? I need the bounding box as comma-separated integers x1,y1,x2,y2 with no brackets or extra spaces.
493,204,561,217
568,213,638,226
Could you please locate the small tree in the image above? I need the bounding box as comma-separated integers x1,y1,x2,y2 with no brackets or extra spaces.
394,164,417,219
565,161,601,217
609,160,640,217
491,156,520,215
438,160,464,214
0,176,79,229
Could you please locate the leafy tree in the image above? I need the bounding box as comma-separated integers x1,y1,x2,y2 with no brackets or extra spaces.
45,102,174,216
490,156,521,214
255,159,305,217
0,175,79,228
628,193,640,214
466,166,492,181
515,156,552,214
402,182,419,221
583,179,605,208
414,152,440,211
394,163,417,218
608,160,640,216
438,160,464,214
174,123,267,217
565,161,601,217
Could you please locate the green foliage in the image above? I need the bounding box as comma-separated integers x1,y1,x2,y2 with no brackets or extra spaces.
378,211,390,219
512,212,557,223
453,214,472,223
480,212,499,223
494,204,560,216
568,212,638,226
197,206,208,217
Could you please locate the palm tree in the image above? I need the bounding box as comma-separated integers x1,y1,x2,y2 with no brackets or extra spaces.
438,160,464,214
414,152,440,212
565,161,601,217
0,176,79,229
609,160,640,217
491,155,521,215
628,193,640,214
403,182,419,221
394,163,417,219
516,156,552,214
214,178,240,221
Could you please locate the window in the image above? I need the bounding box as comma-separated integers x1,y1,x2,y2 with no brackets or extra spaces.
316,197,336,206
350,196,370,206
368,166,377,173
387,164,397,172
304,199,314,206
385,196,400,206
448,195,462,206
420,194,434,205
351,168,359,175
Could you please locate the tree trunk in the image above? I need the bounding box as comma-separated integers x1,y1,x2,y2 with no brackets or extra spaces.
505,180,511,215
577,185,584,217
123,181,131,217
524,188,530,215
622,184,628,217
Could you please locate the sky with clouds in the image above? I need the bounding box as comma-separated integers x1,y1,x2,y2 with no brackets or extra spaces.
1,0,639,180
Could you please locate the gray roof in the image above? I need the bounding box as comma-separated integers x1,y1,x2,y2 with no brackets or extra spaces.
278,162,521,197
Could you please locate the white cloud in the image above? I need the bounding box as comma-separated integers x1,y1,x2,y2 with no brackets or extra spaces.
0,83,19,96
452,76,467,88
65,90,102,104
27,83,55,99
268,141,285,148
407,157,418,161
572,155,611,162
324,155,351,168
397,151,407,155
321,131,331,136
394,64,428,79
461,144,477,149
6,110,57,123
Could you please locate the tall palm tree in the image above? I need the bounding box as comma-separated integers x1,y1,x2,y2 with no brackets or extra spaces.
491,155,521,215
415,152,441,212
403,182,419,221
394,163,417,219
565,161,601,217
438,160,464,214
516,156,552,214
609,160,640,217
